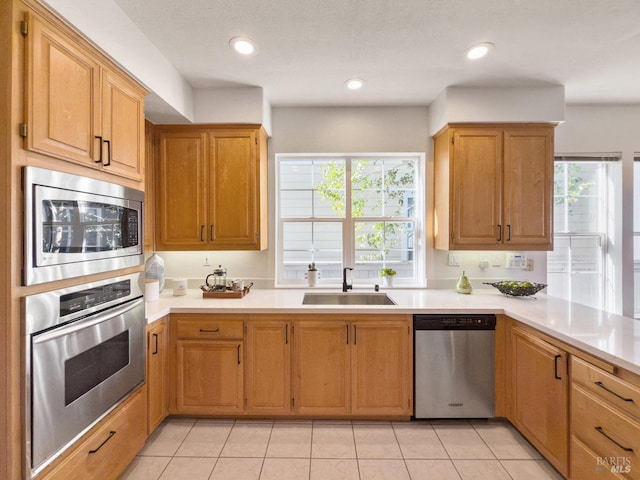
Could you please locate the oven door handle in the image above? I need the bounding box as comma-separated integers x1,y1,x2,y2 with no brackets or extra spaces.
32,298,144,344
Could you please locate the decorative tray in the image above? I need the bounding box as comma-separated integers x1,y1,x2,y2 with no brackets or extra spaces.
201,282,253,299
484,281,547,297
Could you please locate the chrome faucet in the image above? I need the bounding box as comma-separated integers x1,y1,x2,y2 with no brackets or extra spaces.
342,267,353,292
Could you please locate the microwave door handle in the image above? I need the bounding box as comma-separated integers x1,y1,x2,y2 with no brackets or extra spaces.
32,298,144,344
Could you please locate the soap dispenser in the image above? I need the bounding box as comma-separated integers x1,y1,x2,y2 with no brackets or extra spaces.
456,271,473,294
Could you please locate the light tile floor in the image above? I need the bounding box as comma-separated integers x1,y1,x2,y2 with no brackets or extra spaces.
120,418,564,480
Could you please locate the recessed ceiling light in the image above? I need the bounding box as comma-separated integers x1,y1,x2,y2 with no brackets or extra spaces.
465,42,494,60
230,37,256,55
345,78,365,90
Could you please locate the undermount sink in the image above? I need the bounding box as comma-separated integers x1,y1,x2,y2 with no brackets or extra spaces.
302,292,396,305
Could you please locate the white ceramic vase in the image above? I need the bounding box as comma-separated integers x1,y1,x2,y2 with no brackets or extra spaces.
305,270,319,287
382,276,394,287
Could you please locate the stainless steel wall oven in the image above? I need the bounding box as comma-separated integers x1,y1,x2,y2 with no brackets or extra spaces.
24,273,145,477
23,166,144,286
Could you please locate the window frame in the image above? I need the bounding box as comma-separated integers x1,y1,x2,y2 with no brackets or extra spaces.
275,152,425,287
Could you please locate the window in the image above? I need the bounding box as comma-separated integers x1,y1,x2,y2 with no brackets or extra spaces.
276,154,423,286
547,156,616,309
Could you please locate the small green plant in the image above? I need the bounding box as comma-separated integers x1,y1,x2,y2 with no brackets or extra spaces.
308,262,317,271
380,268,396,277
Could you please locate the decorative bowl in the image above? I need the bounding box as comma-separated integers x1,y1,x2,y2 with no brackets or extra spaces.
484,281,547,297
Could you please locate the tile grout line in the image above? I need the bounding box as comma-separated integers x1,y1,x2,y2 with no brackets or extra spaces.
390,421,414,480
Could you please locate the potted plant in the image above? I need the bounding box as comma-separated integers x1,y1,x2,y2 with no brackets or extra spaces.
380,268,397,287
305,262,319,287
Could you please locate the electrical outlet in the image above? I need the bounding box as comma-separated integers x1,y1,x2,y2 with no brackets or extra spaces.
491,255,502,267
479,256,489,269
526,258,534,271
448,254,460,266
203,256,211,266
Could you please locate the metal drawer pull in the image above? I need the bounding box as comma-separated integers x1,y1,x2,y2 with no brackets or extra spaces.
88,431,116,454
497,224,502,241
94,136,103,163
152,333,159,355
103,139,111,166
199,328,220,333
554,354,562,380
595,381,634,402
594,426,634,452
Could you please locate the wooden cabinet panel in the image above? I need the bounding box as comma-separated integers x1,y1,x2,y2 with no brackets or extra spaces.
155,125,267,251
144,121,155,249
101,68,145,180
292,320,350,415
26,12,100,165
434,123,554,251
24,10,146,180
39,387,147,480
174,315,244,340
503,129,553,246
209,130,258,248
245,319,291,414
451,129,502,246
156,132,208,249
511,327,568,477
571,384,639,478
571,436,627,480
351,320,411,415
147,318,168,435
175,340,243,414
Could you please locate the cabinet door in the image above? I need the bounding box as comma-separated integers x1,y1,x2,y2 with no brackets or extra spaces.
175,340,243,415
503,129,553,248
351,320,412,415
451,129,502,247
25,12,101,165
511,328,568,477
208,130,260,249
100,68,145,180
156,132,208,249
292,321,350,415
245,320,291,414
144,122,155,250
147,318,168,435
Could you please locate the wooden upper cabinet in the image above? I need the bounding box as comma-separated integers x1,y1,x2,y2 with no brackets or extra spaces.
24,10,146,181
434,123,554,251
155,125,268,251
156,131,208,248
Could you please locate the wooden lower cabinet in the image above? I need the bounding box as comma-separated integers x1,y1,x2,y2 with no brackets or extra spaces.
510,326,569,477
147,317,168,434
245,318,292,414
292,316,412,417
171,314,244,415
292,320,350,415
39,387,147,480
351,320,412,415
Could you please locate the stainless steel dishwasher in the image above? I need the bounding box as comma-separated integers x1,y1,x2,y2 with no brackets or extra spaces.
414,314,496,419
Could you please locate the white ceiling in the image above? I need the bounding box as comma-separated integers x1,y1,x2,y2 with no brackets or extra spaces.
113,0,640,107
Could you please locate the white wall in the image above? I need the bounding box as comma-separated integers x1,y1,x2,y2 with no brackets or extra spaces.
194,87,272,134
555,105,640,316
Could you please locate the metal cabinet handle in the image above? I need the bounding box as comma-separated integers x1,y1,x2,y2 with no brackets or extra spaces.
354,325,357,345
507,224,511,241
554,354,562,380
199,328,220,333
237,344,241,365
595,381,634,403
497,224,502,241
94,136,103,163
152,333,159,355
88,431,116,454
346,325,349,344
103,139,111,166
200,225,205,242
285,324,289,344
210,225,214,241
594,426,634,452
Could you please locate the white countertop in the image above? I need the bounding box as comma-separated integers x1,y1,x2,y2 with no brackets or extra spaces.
146,288,640,376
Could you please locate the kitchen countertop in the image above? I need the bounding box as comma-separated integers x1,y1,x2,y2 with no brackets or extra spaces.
146,288,640,376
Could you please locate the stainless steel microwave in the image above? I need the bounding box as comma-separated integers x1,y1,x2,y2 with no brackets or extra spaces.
23,167,144,285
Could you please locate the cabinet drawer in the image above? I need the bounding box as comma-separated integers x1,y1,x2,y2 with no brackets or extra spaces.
572,356,640,420
41,387,147,480
173,315,243,339
570,436,626,480
571,384,639,479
